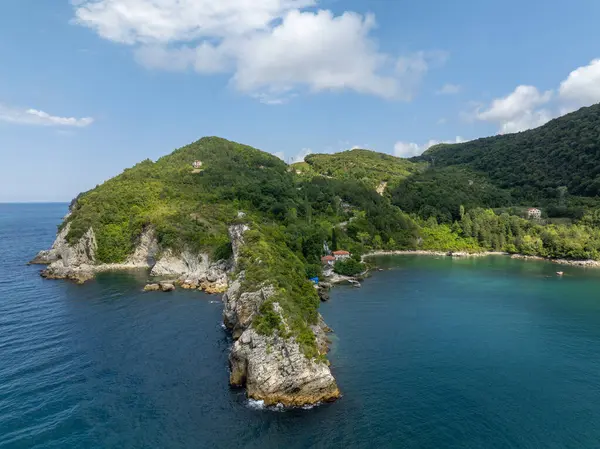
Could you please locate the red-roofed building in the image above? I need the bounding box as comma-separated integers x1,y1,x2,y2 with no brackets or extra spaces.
332,250,351,260
321,255,336,266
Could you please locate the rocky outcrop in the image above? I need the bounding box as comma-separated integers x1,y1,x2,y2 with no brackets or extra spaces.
229,324,340,406
29,224,72,265
151,250,230,293
38,224,98,284
223,274,276,339
222,222,340,407
160,282,176,292
33,225,230,289
127,227,159,266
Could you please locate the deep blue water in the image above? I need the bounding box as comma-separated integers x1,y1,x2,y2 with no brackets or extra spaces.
4,203,600,448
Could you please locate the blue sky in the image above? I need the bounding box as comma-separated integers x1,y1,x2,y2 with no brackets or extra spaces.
2,0,600,202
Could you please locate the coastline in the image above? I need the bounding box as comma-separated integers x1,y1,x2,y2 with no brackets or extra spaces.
360,250,600,269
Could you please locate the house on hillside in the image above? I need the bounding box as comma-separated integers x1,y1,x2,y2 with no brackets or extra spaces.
192,160,203,169
321,255,336,266
527,208,542,219
333,250,351,260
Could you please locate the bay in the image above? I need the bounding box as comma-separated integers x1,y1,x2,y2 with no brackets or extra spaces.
2,203,600,448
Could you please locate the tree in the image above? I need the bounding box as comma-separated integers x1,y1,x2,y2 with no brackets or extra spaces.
334,258,365,276
331,227,338,251
373,234,383,249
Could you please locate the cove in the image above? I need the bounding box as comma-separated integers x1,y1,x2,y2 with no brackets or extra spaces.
320,255,600,448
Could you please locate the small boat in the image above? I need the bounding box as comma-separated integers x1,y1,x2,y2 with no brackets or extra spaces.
556,271,564,276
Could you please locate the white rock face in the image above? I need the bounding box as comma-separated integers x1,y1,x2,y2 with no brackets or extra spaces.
127,227,159,266
223,273,275,339
229,222,249,264
39,224,98,283
150,250,230,292
229,324,340,406
222,221,340,406
30,223,74,264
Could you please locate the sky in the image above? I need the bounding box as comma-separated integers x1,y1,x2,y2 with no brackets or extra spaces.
2,0,600,202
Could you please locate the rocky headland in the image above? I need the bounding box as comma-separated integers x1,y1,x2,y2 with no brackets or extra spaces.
32,219,340,408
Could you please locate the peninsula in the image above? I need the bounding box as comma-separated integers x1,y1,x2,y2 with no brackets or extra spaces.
33,103,600,406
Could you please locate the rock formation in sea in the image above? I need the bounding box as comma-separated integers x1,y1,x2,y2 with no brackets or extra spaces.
32,225,230,292
223,223,340,406
33,219,340,407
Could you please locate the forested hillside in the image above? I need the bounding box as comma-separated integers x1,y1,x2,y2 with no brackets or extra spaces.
297,149,426,190
419,104,600,201
62,108,600,356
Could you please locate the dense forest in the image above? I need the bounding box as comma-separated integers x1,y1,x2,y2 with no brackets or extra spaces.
63,105,600,356
418,103,600,201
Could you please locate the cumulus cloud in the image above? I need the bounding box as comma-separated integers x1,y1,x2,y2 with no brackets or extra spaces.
473,85,554,134
472,59,600,135
394,136,466,158
436,83,461,95
559,59,600,109
0,105,94,127
73,0,447,102
73,0,316,44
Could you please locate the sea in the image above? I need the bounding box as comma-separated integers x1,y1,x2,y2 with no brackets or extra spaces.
3,202,600,448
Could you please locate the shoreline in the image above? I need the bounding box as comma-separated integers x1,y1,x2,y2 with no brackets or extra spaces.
361,250,600,269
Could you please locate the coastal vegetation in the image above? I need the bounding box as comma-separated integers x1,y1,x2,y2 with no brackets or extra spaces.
58,103,600,358
333,258,366,276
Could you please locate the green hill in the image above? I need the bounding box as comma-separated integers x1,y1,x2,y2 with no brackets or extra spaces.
297,149,427,191
57,120,600,356
419,104,600,201
62,137,422,358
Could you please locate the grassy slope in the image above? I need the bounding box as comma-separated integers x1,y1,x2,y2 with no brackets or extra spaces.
297,149,427,190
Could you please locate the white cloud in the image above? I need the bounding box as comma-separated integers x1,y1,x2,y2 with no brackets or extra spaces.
474,85,554,134
470,59,600,135
559,59,600,109
73,0,316,44
395,51,449,100
437,83,461,95
230,10,399,100
73,1,447,102
291,147,313,163
0,105,94,127
394,136,465,158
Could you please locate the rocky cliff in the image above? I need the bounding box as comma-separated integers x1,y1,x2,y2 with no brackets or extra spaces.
35,219,340,407
32,225,229,292
223,224,340,406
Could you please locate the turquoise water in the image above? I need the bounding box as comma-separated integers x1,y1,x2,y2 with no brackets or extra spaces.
3,203,600,448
